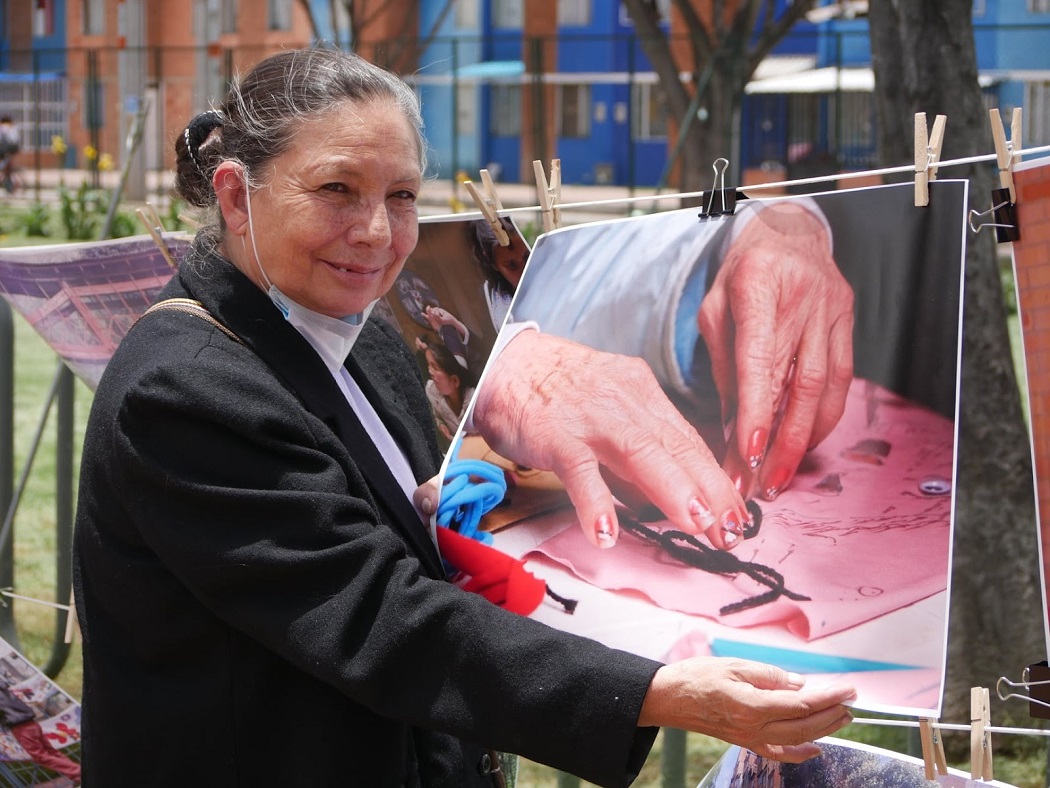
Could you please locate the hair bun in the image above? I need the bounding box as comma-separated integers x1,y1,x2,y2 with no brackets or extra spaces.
183,110,224,177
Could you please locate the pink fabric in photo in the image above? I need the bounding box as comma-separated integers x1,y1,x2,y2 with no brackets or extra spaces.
526,379,954,640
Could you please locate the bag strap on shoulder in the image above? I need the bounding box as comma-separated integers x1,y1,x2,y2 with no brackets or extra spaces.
138,298,243,345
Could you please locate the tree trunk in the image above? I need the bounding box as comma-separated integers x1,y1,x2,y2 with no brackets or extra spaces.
869,0,1043,758
622,0,810,198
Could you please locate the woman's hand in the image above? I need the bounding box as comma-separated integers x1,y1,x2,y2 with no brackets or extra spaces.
698,203,854,501
472,330,750,550
638,657,855,762
413,474,441,518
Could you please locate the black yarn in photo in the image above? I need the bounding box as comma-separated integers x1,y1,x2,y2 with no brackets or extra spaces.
617,501,810,616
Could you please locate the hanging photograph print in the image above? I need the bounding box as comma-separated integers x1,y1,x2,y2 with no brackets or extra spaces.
0,636,81,786
1007,157,1050,659
697,737,1014,787
436,180,967,717
0,234,189,390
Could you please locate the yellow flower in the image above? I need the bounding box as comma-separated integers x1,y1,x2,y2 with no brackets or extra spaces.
51,136,67,155
83,145,98,161
98,153,114,171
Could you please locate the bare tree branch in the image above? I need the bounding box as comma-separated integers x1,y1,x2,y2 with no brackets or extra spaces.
417,0,457,54
747,0,816,73
623,0,692,122
671,0,713,60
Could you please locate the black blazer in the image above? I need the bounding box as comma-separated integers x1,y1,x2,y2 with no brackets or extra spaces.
73,249,660,787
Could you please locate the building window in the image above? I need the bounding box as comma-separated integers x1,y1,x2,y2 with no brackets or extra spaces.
1027,82,1050,147
558,84,591,138
836,91,877,168
493,0,523,28
490,84,521,136
33,0,55,37
83,0,105,35
83,79,104,131
456,0,479,28
268,0,291,31
456,83,477,137
631,83,668,140
619,0,671,26
558,0,592,27
786,93,821,162
221,0,238,33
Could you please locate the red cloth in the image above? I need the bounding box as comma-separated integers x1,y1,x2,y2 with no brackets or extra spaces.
436,527,547,615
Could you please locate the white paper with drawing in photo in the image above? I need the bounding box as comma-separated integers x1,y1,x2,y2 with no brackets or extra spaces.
523,377,955,640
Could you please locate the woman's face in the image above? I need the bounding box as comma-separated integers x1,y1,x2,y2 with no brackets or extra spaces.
493,234,529,289
426,349,459,398
239,99,422,318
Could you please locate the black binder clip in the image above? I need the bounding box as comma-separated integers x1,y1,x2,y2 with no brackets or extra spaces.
698,158,740,220
996,662,1050,721
968,187,1019,244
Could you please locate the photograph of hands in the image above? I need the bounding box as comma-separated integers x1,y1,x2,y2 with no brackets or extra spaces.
437,180,968,717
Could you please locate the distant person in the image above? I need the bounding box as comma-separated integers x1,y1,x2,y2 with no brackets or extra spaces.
0,116,20,193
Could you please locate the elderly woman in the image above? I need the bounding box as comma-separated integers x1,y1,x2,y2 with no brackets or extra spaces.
72,48,853,787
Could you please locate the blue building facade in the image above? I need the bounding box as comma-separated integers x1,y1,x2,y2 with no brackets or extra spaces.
0,0,68,152
0,0,68,73
415,0,1050,187
415,0,675,185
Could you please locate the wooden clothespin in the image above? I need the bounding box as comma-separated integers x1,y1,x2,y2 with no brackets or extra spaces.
136,204,179,270
918,717,948,780
985,108,1022,243
914,112,947,207
990,107,1022,203
970,686,994,781
533,159,562,233
463,169,510,247
63,587,79,644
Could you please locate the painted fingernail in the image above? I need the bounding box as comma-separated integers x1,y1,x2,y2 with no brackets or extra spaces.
722,512,743,546
724,465,747,496
741,501,762,539
689,496,716,530
761,468,790,501
747,428,768,469
594,514,616,549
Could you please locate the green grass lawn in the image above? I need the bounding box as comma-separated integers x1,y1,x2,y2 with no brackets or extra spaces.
6,308,92,701
0,205,1045,786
